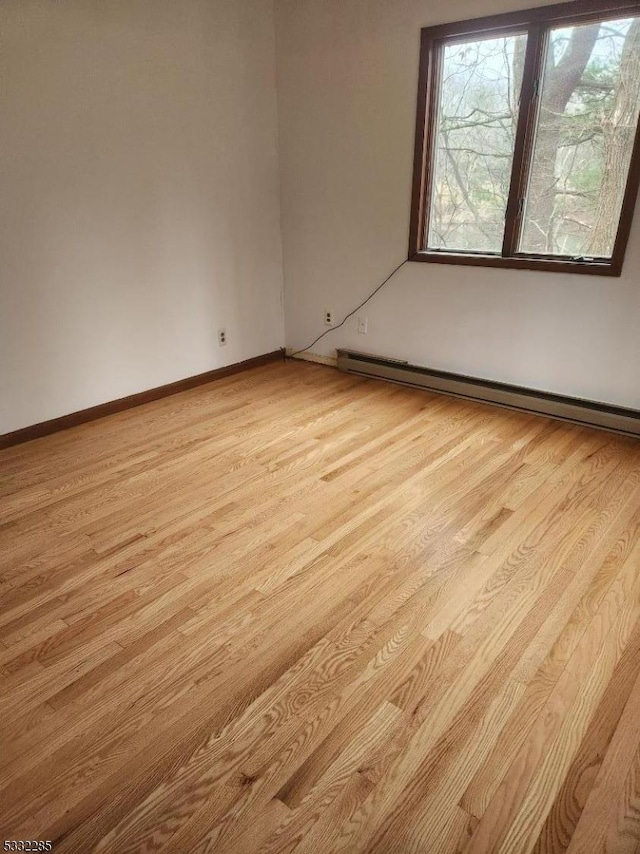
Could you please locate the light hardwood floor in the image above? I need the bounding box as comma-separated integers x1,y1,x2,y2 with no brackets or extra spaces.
1,360,640,854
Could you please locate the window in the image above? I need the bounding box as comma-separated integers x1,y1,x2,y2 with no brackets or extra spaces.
409,0,640,275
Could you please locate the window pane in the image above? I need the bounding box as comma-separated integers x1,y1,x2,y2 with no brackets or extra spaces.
519,17,640,258
427,33,528,254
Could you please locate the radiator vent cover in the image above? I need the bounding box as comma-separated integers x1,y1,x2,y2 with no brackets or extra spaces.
336,349,640,438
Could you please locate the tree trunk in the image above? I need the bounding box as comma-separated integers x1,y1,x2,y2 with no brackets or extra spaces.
588,19,640,256
511,35,527,140
523,23,600,254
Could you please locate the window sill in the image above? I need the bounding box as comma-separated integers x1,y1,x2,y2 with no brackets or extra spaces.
408,251,621,277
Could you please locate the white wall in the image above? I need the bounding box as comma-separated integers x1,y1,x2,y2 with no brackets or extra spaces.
276,0,640,409
0,0,284,434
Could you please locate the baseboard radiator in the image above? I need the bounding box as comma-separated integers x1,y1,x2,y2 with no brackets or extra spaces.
336,349,640,438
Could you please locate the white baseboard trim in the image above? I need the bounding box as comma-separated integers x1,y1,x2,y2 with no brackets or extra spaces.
286,349,337,367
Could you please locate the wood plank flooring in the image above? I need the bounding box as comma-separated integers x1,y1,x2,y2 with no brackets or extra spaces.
1,359,640,853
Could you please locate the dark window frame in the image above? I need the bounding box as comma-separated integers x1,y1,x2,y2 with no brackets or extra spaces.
408,0,640,276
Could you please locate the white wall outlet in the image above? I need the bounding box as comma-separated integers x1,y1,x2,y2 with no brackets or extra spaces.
218,329,227,346
324,310,333,326
357,315,368,334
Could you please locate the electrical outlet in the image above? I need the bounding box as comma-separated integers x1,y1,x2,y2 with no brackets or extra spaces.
324,310,333,326
357,316,368,334
218,329,227,346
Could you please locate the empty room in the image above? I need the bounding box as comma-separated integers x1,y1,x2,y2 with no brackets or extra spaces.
2,0,640,851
